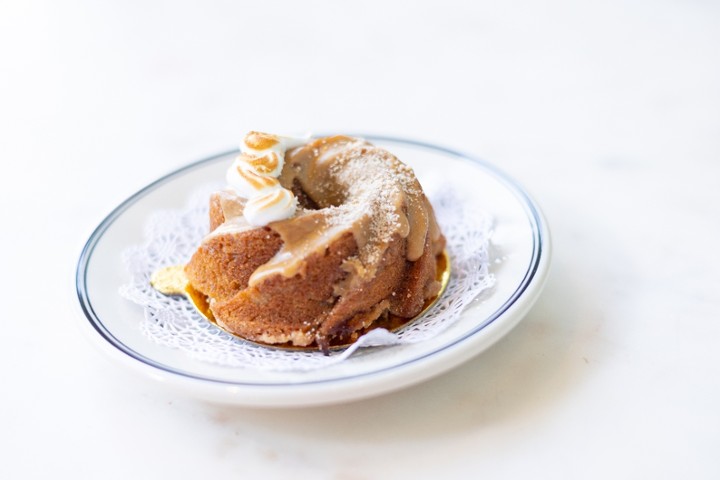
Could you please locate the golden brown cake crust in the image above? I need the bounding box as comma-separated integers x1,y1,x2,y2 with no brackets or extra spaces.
211,232,359,347
184,196,283,302
184,135,446,352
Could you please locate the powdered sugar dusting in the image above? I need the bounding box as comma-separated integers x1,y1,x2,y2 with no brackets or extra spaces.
304,139,426,269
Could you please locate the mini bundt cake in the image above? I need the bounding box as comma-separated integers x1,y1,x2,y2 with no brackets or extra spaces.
185,132,446,352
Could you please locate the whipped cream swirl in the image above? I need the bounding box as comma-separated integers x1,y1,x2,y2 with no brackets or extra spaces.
226,131,306,226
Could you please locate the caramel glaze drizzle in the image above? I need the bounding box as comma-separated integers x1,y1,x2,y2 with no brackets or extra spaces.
208,136,443,293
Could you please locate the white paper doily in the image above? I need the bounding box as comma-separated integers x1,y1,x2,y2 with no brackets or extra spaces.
119,183,494,371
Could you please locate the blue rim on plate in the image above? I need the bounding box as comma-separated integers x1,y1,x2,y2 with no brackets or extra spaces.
76,136,547,388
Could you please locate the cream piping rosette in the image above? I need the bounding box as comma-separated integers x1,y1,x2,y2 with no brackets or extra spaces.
225,131,307,226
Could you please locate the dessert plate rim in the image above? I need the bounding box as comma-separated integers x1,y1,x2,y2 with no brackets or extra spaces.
75,135,551,407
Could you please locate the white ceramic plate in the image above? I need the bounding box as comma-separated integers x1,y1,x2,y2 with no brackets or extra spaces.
75,136,551,407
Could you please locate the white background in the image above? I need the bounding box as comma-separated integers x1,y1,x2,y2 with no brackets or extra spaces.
1,1,719,478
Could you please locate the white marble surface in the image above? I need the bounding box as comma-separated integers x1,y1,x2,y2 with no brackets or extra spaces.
1,0,719,478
